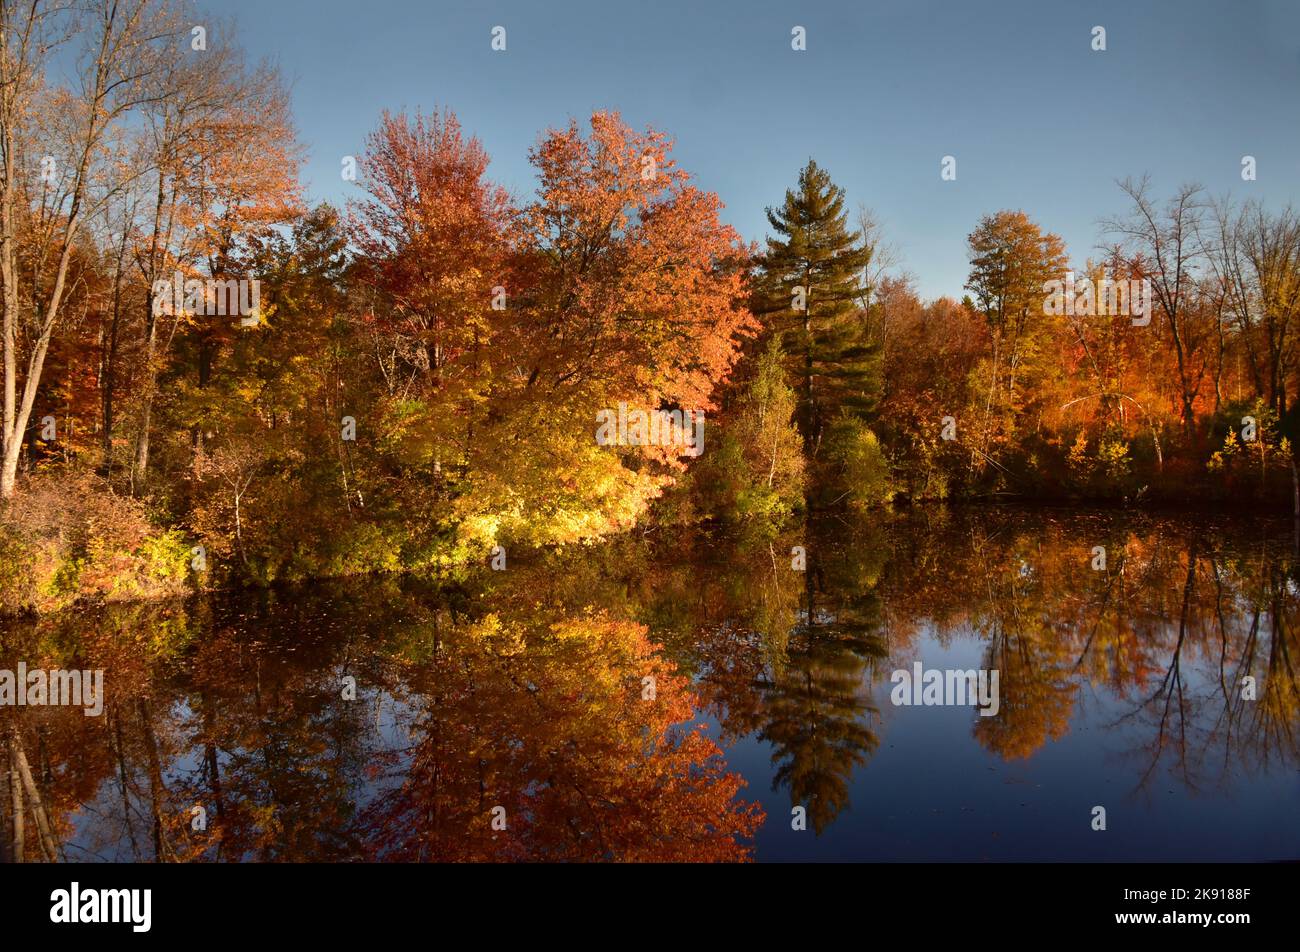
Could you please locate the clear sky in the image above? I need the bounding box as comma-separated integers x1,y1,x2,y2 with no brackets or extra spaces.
216,0,1300,300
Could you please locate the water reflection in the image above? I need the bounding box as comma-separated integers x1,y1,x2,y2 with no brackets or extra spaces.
2,507,1297,862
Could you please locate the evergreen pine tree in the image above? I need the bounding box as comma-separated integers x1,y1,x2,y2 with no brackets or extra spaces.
756,161,880,458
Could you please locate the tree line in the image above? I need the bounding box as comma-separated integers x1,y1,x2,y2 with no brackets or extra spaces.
3,0,1300,610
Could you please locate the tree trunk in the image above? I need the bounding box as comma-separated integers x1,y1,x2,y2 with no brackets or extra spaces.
8,728,57,861
6,744,22,863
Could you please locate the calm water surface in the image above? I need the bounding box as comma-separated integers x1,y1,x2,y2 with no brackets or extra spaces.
2,507,1297,862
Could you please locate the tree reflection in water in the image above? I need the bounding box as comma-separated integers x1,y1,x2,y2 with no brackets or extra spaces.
2,507,1297,861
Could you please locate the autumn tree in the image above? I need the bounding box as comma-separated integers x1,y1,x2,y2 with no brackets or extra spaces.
130,25,302,487
876,286,985,499
181,205,374,583
963,210,1068,475
349,108,512,477
452,111,756,549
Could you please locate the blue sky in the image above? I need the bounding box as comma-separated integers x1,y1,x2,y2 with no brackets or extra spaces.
219,0,1300,299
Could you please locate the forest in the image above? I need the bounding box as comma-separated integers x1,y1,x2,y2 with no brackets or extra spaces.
4,1,1300,615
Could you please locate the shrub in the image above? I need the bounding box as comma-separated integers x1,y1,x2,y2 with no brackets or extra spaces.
0,474,194,615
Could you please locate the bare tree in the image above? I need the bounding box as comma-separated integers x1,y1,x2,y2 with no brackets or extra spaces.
1103,177,1207,442
0,0,181,497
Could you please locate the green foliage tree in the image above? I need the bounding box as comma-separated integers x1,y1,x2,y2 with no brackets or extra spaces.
704,335,807,524
825,413,894,510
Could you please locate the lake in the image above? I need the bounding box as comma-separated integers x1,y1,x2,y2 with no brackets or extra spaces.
2,505,1297,862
